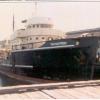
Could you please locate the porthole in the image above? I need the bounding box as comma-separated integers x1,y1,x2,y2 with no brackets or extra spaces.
48,37,53,41
37,25,39,28
36,37,39,40
30,37,32,40
42,37,45,40
33,25,35,28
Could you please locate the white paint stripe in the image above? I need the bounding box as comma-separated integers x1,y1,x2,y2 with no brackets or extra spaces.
1,64,12,67
12,45,75,53
1,64,33,68
15,65,33,68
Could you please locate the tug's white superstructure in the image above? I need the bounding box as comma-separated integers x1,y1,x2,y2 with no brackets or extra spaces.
11,17,65,51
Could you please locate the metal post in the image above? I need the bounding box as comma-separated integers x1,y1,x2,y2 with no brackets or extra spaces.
90,63,95,80
12,54,16,73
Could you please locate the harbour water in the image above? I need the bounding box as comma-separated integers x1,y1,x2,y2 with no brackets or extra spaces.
0,73,29,87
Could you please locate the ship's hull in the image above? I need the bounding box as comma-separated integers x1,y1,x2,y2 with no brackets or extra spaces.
3,36,100,80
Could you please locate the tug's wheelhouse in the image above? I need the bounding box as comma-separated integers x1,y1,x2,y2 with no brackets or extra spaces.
11,17,65,51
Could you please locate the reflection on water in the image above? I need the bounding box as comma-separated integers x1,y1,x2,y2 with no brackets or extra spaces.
0,73,29,87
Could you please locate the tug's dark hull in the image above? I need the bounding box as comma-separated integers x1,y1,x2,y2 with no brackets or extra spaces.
5,36,100,80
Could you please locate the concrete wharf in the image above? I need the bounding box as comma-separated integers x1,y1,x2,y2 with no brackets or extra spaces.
0,80,100,99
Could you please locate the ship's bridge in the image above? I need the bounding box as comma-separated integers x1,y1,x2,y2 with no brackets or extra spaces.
24,17,53,29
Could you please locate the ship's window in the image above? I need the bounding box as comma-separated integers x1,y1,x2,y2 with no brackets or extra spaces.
21,44,28,49
44,24,47,28
41,24,46,28
91,33,94,36
27,25,31,28
37,25,39,28
41,24,51,28
96,48,100,63
42,37,45,40
36,37,39,40
47,24,49,28
48,37,53,41
22,46,26,49
33,25,35,28
30,37,32,40
41,24,44,28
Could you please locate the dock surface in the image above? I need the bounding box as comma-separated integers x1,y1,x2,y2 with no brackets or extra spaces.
0,80,100,99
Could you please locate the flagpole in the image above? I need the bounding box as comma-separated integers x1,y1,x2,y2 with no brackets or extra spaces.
13,13,15,32
12,8,15,33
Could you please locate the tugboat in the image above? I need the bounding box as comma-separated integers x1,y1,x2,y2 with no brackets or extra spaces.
1,3,100,81
0,14,99,80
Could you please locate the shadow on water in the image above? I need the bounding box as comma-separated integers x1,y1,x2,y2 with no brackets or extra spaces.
0,73,29,87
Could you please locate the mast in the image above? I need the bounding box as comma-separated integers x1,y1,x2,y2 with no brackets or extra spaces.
13,12,15,32
12,7,15,33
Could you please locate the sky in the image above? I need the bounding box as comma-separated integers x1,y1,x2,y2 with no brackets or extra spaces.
0,1,100,40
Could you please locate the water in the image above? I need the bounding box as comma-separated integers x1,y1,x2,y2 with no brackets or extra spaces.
0,73,29,87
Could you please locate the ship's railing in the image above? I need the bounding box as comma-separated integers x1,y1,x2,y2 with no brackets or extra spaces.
12,37,65,51
12,40,48,50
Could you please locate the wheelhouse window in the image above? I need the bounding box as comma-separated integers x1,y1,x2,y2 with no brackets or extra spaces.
21,44,28,49
27,24,52,28
29,37,32,40
27,25,31,28
37,24,39,28
40,24,52,28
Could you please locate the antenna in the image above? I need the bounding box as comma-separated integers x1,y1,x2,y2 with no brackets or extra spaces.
13,12,15,32
12,8,15,33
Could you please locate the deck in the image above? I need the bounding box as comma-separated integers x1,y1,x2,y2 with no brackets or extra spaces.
0,80,100,99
